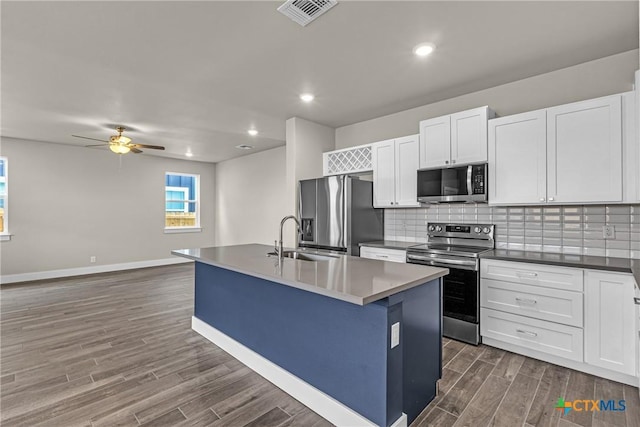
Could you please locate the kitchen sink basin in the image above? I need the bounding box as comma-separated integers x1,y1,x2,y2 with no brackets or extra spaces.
267,250,339,262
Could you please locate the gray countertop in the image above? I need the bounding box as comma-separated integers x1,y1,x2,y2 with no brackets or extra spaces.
172,244,448,306
481,249,640,285
359,241,418,250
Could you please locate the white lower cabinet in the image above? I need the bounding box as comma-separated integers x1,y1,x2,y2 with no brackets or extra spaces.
481,278,583,327
480,259,638,385
481,309,583,362
360,246,406,264
584,270,636,376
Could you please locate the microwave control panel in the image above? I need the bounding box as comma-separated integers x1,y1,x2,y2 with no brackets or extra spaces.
471,165,485,195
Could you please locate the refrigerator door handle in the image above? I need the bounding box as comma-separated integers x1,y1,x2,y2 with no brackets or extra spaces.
298,186,303,245
335,176,346,249
342,176,348,250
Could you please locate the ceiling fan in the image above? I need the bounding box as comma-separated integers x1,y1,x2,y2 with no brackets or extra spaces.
72,126,165,154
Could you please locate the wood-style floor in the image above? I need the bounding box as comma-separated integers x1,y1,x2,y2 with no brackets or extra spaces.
1,264,638,427
417,338,640,427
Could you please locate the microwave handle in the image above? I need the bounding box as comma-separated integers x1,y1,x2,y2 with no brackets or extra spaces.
466,165,473,196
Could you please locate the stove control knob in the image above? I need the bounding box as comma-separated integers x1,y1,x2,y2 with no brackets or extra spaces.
483,227,491,234
435,225,443,232
428,225,435,232
474,226,482,234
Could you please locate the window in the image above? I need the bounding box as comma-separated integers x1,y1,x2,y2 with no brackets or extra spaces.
0,157,7,238
165,172,200,232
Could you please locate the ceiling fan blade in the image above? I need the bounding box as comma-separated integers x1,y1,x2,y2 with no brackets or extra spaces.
131,143,165,150
130,147,143,154
72,135,110,143
85,143,109,147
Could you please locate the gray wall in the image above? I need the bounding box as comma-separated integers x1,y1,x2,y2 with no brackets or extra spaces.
336,50,639,148
284,117,336,246
0,138,216,276
215,146,287,246
215,117,335,249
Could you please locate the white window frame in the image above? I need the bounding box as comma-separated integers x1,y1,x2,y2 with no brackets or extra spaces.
164,172,201,233
165,187,190,212
0,156,9,241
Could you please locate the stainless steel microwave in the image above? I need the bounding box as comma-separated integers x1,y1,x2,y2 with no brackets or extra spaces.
417,164,487,203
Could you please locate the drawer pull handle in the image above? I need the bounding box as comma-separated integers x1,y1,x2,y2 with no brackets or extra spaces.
515,297,537,305
377,255,389,258
516,271,538,278
634,297,640,305
516,329,538,337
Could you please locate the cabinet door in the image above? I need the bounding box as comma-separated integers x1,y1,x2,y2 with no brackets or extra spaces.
547,95,622,203
394,135,420,207
372,139,396,208
451,106,493,165
584,270,636,375
489,110,546,205
419,115,450,169
622,91,639,202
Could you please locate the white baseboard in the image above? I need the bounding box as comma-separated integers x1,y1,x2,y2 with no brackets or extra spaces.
0,257,192,285
482,337,639,387
192,316,407,427
390,413,408,427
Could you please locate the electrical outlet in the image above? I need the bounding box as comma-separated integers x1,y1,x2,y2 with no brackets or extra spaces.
603,225,615,239
90,256,97,263
391,322,400,349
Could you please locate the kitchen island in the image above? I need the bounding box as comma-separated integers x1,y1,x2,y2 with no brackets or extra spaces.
172,244,448,427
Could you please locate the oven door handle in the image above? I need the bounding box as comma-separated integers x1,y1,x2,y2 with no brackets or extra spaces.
407,254,478,271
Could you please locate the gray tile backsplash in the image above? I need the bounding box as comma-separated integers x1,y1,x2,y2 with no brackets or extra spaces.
384,204,640,259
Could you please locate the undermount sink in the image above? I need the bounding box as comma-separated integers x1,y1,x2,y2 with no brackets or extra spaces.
267,250,339,262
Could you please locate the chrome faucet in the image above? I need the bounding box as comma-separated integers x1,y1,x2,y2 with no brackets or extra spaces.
275,215,300,264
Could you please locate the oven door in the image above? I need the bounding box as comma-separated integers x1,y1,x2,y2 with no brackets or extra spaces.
442,267,479,324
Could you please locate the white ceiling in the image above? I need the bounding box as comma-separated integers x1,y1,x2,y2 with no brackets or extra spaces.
2,1,638,163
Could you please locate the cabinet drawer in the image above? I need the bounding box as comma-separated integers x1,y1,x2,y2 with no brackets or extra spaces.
481,309,583,362
360,246,406,263
481,259,583,292
481,278,583,327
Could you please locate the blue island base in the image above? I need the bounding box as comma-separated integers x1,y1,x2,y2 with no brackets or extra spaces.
193,262,442,427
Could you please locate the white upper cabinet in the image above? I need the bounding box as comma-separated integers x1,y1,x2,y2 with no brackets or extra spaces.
584,270,636,376
419,116,450,169
489,94,626,205
622,90,638,202
451,107,492,166
419,106,494,169
547,95,622,203
372,139,396,208
489,110,547,205
394,135,420,207
372,135,420,208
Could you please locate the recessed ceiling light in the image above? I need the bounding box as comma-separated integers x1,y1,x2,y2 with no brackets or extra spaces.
185,152,194,157
413,43,435,57
236,144,254,150
300,93,315,103
247,129,258,136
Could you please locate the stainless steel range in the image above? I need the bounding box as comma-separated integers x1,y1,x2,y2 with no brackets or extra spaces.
407,223,495,345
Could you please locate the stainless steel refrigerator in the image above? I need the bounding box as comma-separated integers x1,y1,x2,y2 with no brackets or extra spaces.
298,176,384,255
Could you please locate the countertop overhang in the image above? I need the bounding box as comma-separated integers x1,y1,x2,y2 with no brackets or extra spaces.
172,244,448,305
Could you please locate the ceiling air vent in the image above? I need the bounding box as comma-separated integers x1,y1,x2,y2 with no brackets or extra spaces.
277,0,338,27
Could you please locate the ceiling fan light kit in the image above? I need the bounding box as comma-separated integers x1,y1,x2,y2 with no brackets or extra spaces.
73,126,165,155
109,144,131,154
